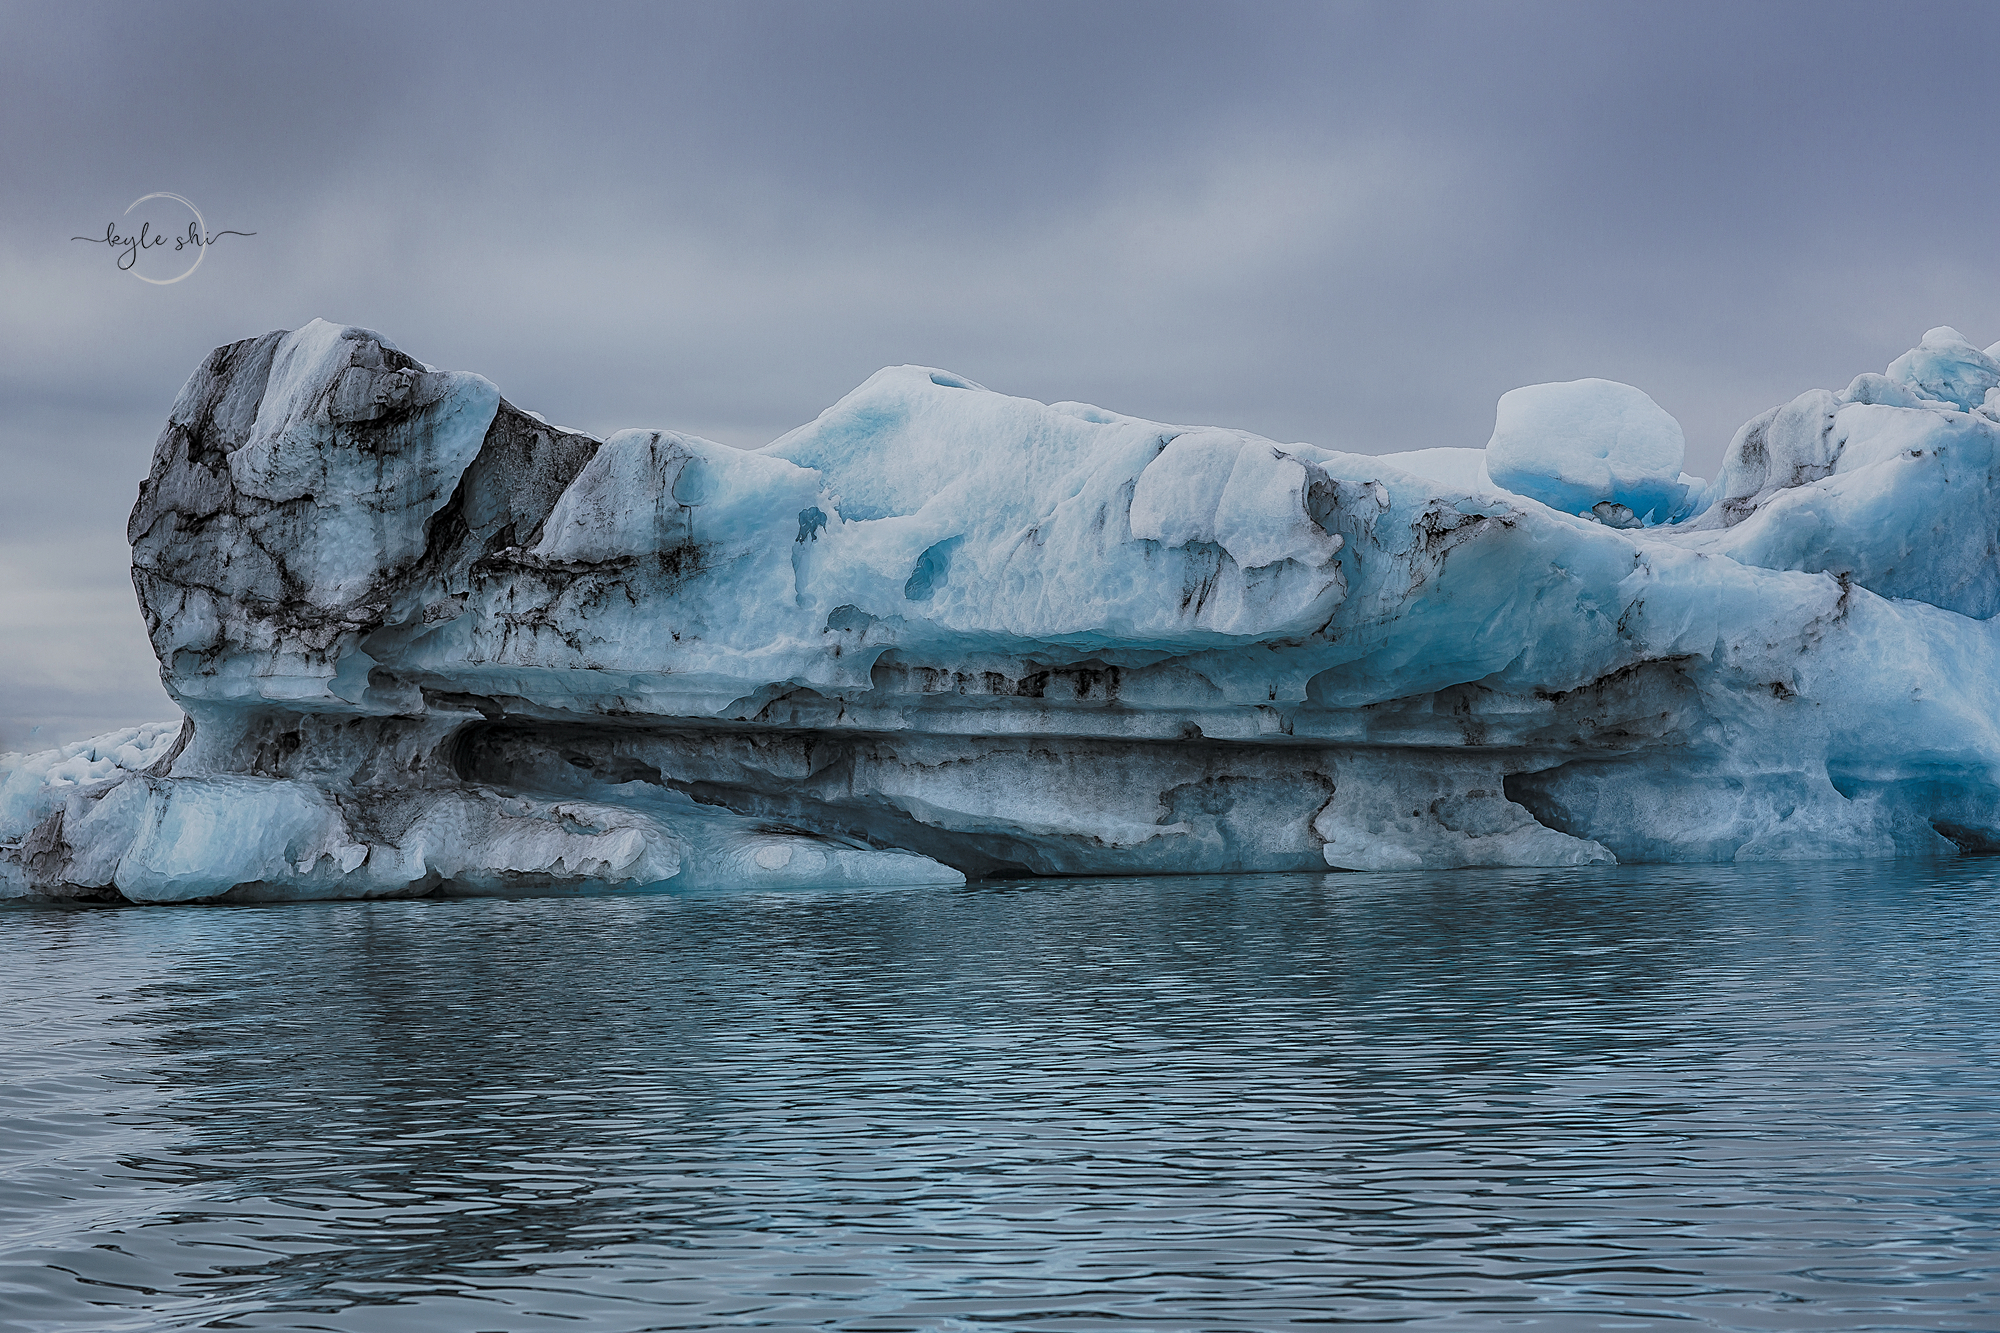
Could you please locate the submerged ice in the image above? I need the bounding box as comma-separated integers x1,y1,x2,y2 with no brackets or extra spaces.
10,319,2000,903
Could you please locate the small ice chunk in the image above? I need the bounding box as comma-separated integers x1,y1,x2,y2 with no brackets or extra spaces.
1885,326,2000,412
1129,431,1342,568
1485,379,1691,524
0,720,183,844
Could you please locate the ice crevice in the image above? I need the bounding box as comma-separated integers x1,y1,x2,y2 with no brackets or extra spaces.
9,319,2000,902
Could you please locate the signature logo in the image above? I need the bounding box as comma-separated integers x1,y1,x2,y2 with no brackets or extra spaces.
71,193,253,285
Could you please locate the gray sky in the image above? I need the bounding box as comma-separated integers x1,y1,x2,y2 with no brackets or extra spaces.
4,0,1997,748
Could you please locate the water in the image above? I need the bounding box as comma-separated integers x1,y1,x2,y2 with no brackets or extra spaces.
3,864,1999,1331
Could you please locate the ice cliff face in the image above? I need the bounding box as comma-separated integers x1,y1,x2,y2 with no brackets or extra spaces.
8,320,2000,903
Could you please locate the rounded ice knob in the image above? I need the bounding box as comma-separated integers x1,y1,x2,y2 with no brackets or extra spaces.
1884,326,2000,411
1483,378,1691,525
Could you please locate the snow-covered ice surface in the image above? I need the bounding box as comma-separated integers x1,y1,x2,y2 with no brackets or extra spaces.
11,319,2000,904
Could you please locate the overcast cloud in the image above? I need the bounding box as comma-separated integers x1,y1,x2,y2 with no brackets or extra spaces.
4,0,1997,747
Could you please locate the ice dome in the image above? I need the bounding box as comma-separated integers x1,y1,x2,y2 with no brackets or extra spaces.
1484,378,1694,526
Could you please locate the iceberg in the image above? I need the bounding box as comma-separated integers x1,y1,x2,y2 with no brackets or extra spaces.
9,319,2000,903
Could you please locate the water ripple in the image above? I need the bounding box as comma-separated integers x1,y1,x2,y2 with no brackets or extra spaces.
2,864,1999,1329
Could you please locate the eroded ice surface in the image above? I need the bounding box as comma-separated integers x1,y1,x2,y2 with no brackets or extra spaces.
10,320,2000,903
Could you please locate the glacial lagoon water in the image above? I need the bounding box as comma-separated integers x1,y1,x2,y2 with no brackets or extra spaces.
3,865,1998,1331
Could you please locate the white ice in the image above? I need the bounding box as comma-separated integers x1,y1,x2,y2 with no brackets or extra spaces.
1483,378,1699,525
0,722,181,844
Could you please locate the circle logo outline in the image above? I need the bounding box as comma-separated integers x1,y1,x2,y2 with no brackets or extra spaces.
123,192,207,285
